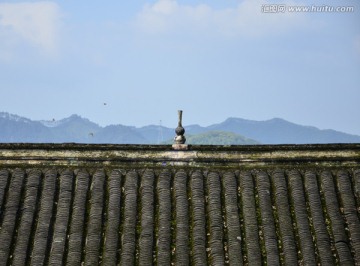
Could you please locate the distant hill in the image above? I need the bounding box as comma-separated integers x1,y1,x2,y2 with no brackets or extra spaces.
0,112,147,144
41,114,102,143
1,112,360,144
203,117,360,144
177,131,259,145
0,113,53,142
162,130,259,145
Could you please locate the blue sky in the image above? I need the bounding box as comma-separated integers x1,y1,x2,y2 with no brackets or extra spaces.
1,0,359,135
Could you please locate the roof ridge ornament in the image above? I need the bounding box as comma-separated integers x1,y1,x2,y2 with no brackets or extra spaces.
172,110,188,150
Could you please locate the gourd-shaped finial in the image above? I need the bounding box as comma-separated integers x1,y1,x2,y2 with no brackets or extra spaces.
174,110,186,144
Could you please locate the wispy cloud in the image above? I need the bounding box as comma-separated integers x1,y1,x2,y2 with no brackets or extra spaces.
0,1,62,57
134,0,307,38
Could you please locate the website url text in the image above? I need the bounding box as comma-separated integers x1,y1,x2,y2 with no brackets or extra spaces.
261,5,354,13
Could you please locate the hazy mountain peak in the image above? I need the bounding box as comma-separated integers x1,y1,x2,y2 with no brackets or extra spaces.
60,114,87,123
42,114,99,127
224,117,246,123
0,112,33,124
268,117,285,122
221,117,261,126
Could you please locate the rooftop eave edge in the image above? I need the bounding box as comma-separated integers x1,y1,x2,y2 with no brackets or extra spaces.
0,143,359,167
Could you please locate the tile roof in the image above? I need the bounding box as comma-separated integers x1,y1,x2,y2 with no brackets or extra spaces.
0,143,359,265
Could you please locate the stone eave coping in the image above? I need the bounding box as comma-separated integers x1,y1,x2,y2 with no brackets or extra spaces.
0,143,359,168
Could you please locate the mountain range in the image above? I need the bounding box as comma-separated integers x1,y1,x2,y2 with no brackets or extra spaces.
1,112,359,144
